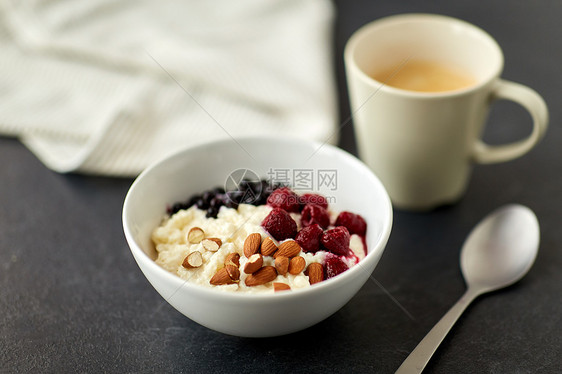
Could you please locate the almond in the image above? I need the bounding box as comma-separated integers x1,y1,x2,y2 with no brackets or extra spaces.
274,240,301,258
182,251,203,269
244,233,262,257
201,237,222,252
187,227,205,244
210,268,235,285
288,256,306,275
273,282,291,292
260,237,278,256
245,266,277,287
225,264,240,281
274,256,289,276
243,253,263,274
306,263,324,285
225,253,240,267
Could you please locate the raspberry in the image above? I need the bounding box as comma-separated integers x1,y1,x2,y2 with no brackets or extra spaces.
261,208,297,241
299,193,328,210
266,187,300,213
320,226,351,256
335,212,367,236
324,254,349,279
301,204,330,229
295,224,323,253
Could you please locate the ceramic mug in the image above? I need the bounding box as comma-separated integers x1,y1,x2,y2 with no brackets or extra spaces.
344,14,548,210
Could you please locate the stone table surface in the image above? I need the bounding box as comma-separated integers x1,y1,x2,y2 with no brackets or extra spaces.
1,1,561,373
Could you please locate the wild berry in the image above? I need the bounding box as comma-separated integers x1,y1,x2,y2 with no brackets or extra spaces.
266,187,301,212
261,208,297,241
299,193,328,209
324,254,349,279
295,224,324,253
301,204,330,229
321,226,351,256
335,212,367,236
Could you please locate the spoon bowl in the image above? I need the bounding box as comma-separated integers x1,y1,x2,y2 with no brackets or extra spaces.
397,204,540,373
461,204,540,292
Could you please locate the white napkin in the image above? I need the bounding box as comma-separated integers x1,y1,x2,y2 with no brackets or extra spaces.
0,0,337,176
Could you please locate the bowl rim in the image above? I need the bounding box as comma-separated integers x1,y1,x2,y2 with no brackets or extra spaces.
122,136,393,301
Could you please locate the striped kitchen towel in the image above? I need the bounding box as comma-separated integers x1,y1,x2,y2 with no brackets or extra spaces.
0,0,337,176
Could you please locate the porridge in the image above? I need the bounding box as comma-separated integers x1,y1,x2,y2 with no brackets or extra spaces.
152,182,368,293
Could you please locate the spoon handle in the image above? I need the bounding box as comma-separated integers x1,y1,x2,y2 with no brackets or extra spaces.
395,288,480,374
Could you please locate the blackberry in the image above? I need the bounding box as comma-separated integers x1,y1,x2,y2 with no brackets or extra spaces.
168,202,188,215
168,178,282,217
238,179,253,191
187,195,200,208
202,191,214,205
206,207,219,218
195,198,207,210
209,196,222,209
226,190,244,203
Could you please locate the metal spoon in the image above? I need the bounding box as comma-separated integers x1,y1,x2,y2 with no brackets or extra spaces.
396,204,540,373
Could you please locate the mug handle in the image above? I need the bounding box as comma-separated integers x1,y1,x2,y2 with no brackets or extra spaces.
472,79,548,164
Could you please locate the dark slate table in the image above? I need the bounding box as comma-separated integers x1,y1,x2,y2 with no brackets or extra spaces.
1,1,561,373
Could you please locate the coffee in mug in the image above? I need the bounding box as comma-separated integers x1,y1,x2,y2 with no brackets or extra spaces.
344,14,548,210
369,60,476,93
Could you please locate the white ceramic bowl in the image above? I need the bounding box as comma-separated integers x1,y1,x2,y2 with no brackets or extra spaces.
123,137,392,337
